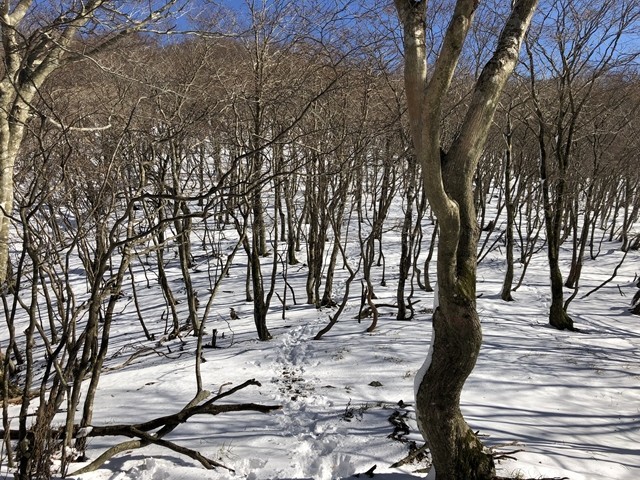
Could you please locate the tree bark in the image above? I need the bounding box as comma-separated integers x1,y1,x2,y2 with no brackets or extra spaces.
418,306,494,479
394,0,538,477
500,111,515,301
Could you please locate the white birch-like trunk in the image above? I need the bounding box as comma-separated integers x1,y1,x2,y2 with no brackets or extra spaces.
0,115,28,283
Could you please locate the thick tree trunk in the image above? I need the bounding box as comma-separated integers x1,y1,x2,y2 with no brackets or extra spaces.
417,306,494,480
395,0,537,477
0,124,25,284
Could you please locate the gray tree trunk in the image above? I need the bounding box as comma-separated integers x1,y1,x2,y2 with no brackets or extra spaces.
394,0,538,477
500,111,515,301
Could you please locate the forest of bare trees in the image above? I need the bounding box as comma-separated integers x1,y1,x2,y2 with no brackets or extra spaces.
1,1,639,479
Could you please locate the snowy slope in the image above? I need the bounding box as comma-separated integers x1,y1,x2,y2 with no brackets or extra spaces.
4,215,640,480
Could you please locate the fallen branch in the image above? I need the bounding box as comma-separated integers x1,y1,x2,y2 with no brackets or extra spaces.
63,379,280,475
103,346,160,372
128,426,229,470
85,401,281,438
70,389,211,474
491,448,524,461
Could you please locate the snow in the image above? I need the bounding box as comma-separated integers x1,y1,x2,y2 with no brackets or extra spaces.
3,207,640,480
414,283,436,411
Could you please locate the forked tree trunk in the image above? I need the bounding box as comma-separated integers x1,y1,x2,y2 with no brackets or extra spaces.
394,0,537,478
536,116,574,331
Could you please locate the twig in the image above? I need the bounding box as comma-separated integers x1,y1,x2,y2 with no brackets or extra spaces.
491,448,524,461
493,477,568,480
582,248,629,298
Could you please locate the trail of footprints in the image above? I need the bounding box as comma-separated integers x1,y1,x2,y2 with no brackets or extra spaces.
272,366,315,401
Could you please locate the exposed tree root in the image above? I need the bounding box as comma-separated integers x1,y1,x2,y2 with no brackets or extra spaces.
390,442,430,469
390,441,569,480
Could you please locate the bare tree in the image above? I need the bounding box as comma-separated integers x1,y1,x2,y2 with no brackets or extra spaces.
524,0,640,330
394,1,538,478
0,0,183,284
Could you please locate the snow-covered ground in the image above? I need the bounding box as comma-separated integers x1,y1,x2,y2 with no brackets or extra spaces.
4,216,640,480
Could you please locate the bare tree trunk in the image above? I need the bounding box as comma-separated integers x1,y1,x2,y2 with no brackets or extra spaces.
321,173,349,307
537,118,574,330
0,144,19,283
394,1,537,477
565,185,593,289
250,225,272,341
619,179,639,251
500,111,515,301
284,174,300,265
398,155,417,319
305,152,329,306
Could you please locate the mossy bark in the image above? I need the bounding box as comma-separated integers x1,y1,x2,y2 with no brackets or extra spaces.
395,1,537,478
416,308,495,480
